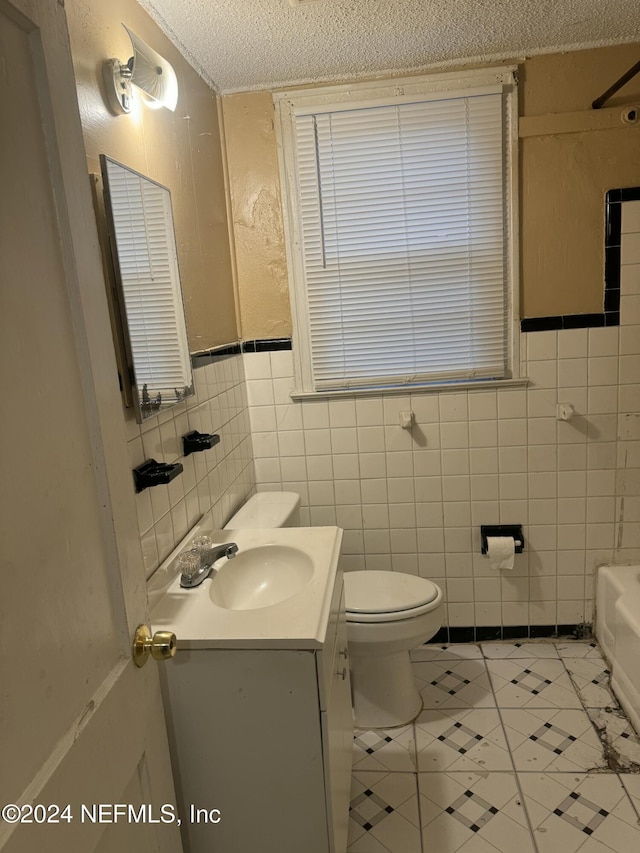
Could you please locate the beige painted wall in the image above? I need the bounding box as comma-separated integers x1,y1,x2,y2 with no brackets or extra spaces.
222,44,640,336
66,0,238,351
520,47,640,317
222,93,292,339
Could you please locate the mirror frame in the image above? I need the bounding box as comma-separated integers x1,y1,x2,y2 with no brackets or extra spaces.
98,155,194,422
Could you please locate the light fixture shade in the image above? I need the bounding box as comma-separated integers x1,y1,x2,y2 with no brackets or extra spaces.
102,25,178,115
124,25,178,112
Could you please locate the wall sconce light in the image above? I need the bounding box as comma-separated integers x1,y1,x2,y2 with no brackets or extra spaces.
103,25,178,115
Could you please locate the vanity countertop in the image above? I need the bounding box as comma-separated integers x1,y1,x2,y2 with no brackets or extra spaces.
149,524,343,650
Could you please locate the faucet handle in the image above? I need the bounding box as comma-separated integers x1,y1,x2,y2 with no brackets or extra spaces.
178,541,238,589
190,535,217,567
177,549,201,580
192,535,213,554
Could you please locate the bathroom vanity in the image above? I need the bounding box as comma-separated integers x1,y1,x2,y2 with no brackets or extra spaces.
151,525,352,853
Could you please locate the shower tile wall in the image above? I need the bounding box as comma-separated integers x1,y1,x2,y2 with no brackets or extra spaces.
245,199,640,630
128,353,255,577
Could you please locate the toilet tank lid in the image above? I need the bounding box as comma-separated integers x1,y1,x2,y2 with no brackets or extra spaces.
224,491,301,529
344,570,439,614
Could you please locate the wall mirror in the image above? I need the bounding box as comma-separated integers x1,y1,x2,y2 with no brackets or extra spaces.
99,155,194,422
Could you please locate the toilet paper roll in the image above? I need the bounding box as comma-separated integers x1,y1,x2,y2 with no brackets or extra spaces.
486,536,515,571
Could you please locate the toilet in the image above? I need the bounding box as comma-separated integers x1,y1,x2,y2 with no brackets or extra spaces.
225,491,444,729
224,490,301,529
343,570,443,728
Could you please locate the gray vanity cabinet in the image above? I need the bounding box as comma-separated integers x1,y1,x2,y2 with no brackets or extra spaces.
160,573,353,853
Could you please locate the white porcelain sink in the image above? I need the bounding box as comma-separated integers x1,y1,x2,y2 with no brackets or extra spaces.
209,544,314,610
149,526,343,649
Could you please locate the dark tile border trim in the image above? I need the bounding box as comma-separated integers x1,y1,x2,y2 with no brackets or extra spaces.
520,316,563,333
503,625,530,640
242,338,292,353
520,186,640,333
191,338,292,370
608,187,640,203
191,343,242,370
425,624,588,644
475,626,502,641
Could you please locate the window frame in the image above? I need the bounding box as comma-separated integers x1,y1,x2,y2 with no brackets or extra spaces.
274,67,520,398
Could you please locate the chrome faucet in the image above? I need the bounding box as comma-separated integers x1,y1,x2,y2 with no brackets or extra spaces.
179,542,238,589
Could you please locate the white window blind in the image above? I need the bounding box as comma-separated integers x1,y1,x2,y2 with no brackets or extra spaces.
290,88,510,392
106,163,192,397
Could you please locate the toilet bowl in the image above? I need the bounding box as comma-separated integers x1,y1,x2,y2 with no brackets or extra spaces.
225,492,444,729
344,570,443,728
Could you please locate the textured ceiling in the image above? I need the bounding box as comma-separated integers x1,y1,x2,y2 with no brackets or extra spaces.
140,0,640,94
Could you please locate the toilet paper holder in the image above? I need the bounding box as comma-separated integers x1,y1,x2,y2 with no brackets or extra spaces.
480,525,524,554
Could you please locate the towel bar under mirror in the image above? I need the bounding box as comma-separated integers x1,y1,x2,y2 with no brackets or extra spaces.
92,155,194,422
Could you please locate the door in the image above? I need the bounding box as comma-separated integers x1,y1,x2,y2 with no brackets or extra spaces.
0,2,183,851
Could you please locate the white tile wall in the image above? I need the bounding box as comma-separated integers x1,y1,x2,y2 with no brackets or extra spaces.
129,353,254,578
131,201,638,623
618,199,640,564
244,202,640,629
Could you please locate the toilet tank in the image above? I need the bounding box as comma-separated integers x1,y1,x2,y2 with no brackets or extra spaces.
224,491,301,529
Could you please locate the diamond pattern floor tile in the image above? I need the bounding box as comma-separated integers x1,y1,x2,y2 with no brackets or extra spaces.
518,773,640,853
619,774,640,819
556,641,602,659
487,658,582,708
348,771,421,853
501,707,608,772
481,642,560,659
587,707,640,771
564,656,618,708
415,707,512,772
411,644,483,662
352,726,416,772
345,641,640,853
413,659,496,710
419,771,536,853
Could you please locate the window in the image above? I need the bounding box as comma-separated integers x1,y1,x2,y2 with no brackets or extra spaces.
275,68,518,395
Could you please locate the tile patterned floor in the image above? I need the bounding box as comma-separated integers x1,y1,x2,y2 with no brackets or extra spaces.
347,641,640,853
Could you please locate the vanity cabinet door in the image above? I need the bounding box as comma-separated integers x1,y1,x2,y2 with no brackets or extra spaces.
322,588,353,853
159,575,351,853
161,648,330,853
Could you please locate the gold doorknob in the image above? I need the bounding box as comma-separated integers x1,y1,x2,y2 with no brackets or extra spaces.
133,624,177,668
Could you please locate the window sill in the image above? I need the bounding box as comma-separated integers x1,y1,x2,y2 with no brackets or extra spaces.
290,377,531,401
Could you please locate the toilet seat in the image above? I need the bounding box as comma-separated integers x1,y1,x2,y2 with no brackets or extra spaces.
344,570,441,623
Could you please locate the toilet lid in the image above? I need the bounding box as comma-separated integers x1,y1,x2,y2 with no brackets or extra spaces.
343,570,439,614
